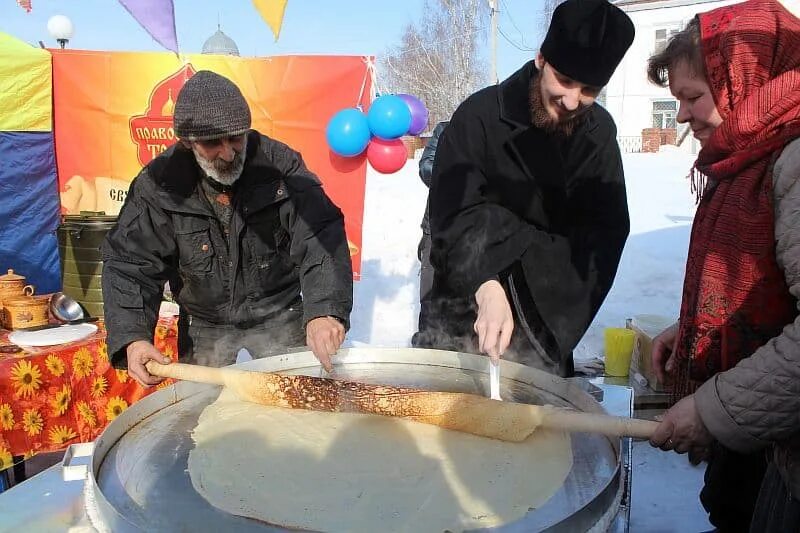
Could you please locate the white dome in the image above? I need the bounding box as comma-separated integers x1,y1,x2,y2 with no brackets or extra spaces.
202,29,240,56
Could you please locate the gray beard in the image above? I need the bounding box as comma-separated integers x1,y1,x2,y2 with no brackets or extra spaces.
528,76,587,137
193,138,247,186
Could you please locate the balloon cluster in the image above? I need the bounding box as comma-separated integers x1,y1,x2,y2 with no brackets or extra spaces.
326,94,429,174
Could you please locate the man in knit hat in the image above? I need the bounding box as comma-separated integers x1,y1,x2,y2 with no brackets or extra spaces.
414,0,634,377
102,71,353,386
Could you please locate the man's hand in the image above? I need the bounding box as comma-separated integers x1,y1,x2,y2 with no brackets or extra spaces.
652,321,679,383
126,340,172,387
306,316,345,372
474,280,514,363
649,394,713,462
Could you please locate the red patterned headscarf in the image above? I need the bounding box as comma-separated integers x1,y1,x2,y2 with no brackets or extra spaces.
673,0,800,399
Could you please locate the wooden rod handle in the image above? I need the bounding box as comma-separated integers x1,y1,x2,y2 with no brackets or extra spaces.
540,408,658,439
145,362,658,439
145,361,230,386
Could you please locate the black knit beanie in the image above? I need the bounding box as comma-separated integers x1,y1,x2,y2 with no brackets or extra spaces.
540,0,635,87
174,71,252,141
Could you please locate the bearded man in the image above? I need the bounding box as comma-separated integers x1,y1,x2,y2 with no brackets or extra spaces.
413,0,634,377
102,71,353,386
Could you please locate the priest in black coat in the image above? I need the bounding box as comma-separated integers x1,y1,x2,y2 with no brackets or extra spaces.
414,0,635,377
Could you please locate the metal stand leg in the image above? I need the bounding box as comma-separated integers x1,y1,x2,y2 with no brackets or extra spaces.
12,456,26,484
0,467,10,493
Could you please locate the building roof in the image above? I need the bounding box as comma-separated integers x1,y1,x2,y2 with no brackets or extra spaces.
201,27,240,56
614,0,728,11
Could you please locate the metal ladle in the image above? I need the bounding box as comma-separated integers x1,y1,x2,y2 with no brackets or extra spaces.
49,292,87,322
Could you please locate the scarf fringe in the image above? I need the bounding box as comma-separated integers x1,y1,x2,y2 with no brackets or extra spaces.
689,164,708,205
670,358,701,404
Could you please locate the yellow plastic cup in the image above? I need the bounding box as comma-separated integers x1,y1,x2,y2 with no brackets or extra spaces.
604,327,636,377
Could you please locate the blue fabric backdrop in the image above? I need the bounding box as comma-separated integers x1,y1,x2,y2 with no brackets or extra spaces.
0,131,61,293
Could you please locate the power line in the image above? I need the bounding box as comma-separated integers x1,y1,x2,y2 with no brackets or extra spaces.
496,0,541,51
499,0,534,49
497,26,537,51
490,0,498,84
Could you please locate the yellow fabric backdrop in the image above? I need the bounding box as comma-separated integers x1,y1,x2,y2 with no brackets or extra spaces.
0,32,51,132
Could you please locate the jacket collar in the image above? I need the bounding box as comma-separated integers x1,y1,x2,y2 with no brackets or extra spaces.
498,60,537,129
152,130,286,215
498,59,601,135
497,60,601,194
497,61,565,192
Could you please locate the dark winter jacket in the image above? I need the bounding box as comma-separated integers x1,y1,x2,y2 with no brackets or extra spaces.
419,122,449,187
419,121,449,234
102,130,353,366
425,60,629,375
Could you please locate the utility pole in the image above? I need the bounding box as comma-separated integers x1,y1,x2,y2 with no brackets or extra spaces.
489,0,498,84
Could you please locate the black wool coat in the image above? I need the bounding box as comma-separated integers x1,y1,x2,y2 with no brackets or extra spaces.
425,60,629,376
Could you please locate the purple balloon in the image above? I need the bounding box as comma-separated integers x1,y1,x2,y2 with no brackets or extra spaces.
397,94,429,136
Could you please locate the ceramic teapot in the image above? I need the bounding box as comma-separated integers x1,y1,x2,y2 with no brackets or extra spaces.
0,269,34,306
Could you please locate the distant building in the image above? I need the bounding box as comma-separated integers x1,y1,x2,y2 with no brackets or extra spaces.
201,26,240,56
606,0,742,153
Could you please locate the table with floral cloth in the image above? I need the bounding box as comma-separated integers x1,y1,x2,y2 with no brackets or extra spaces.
0,316,179,471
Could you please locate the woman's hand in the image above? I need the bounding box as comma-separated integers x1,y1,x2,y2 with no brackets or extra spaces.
652,322,679,382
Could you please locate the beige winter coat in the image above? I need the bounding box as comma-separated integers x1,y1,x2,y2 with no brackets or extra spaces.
695,136,800,497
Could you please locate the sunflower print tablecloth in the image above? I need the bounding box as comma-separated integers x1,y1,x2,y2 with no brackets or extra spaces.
0,316,179,471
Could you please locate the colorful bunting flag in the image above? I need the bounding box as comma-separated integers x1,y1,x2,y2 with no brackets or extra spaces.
252,0,288,41
117,0,179,54
16,0,32,13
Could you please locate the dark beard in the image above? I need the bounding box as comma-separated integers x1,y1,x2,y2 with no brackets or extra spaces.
528,75,587,137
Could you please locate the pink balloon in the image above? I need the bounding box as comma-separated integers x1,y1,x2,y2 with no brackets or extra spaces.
367,138,408,174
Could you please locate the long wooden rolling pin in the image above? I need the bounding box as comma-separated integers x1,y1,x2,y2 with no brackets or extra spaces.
146,361,658,441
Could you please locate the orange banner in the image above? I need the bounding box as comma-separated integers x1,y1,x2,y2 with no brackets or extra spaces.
52,51,370,277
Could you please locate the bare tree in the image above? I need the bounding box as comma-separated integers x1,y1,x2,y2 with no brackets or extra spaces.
379,0,488,131
540,0,566,35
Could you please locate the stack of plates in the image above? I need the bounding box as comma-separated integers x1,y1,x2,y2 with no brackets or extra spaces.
8,323,98,347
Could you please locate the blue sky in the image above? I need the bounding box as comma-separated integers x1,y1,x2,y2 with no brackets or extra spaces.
1,0,550,80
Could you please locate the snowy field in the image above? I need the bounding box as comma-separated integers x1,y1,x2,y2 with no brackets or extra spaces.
346,148,699,363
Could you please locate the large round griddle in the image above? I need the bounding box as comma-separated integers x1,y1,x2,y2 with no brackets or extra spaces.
84,348,622,532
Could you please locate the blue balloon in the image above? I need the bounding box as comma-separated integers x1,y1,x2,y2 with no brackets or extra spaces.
367,95,412,140
326,108,371,157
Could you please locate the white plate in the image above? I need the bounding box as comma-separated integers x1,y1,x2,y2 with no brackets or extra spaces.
8,323,99,347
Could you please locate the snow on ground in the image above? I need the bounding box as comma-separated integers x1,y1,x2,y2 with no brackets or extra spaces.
346,148,699,363
574,148,698,360
346,156,429,348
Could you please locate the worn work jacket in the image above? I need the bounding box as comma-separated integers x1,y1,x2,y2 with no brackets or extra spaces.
102,131,353,365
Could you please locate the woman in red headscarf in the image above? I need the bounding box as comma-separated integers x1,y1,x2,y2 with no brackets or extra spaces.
646,0,800,531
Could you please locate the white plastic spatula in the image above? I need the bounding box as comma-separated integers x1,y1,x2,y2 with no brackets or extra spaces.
489,359,502,401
